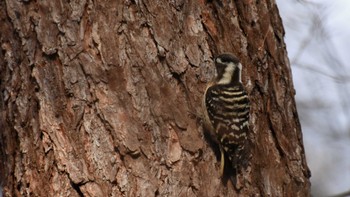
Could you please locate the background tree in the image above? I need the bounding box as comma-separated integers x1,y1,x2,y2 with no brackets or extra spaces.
277,1,350,196
0,0,310,196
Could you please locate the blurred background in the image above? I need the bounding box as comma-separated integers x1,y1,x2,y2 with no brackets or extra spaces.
276,0,350,196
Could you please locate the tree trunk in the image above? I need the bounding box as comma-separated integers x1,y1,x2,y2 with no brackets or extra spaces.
0,0,310,196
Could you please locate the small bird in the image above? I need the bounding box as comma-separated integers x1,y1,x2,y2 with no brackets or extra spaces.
203,53,250,179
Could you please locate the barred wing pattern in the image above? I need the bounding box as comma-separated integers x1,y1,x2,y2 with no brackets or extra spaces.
205,83,250,169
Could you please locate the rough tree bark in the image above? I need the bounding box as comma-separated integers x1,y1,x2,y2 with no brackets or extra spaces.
0,0,310,196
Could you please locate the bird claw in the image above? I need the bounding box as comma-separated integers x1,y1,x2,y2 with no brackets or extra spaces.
220,148,225,177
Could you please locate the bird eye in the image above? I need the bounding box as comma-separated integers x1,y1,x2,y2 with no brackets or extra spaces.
215,58,224,64
221,58,230,63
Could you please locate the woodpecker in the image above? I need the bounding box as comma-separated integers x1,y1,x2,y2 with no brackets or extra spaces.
203,53,250,177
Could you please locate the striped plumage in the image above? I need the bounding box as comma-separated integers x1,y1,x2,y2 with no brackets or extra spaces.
203,53,250,177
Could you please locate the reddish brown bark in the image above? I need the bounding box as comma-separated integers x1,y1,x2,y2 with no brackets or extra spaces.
0,0,310,196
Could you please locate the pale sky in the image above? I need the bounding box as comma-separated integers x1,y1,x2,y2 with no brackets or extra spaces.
276,0,350,196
